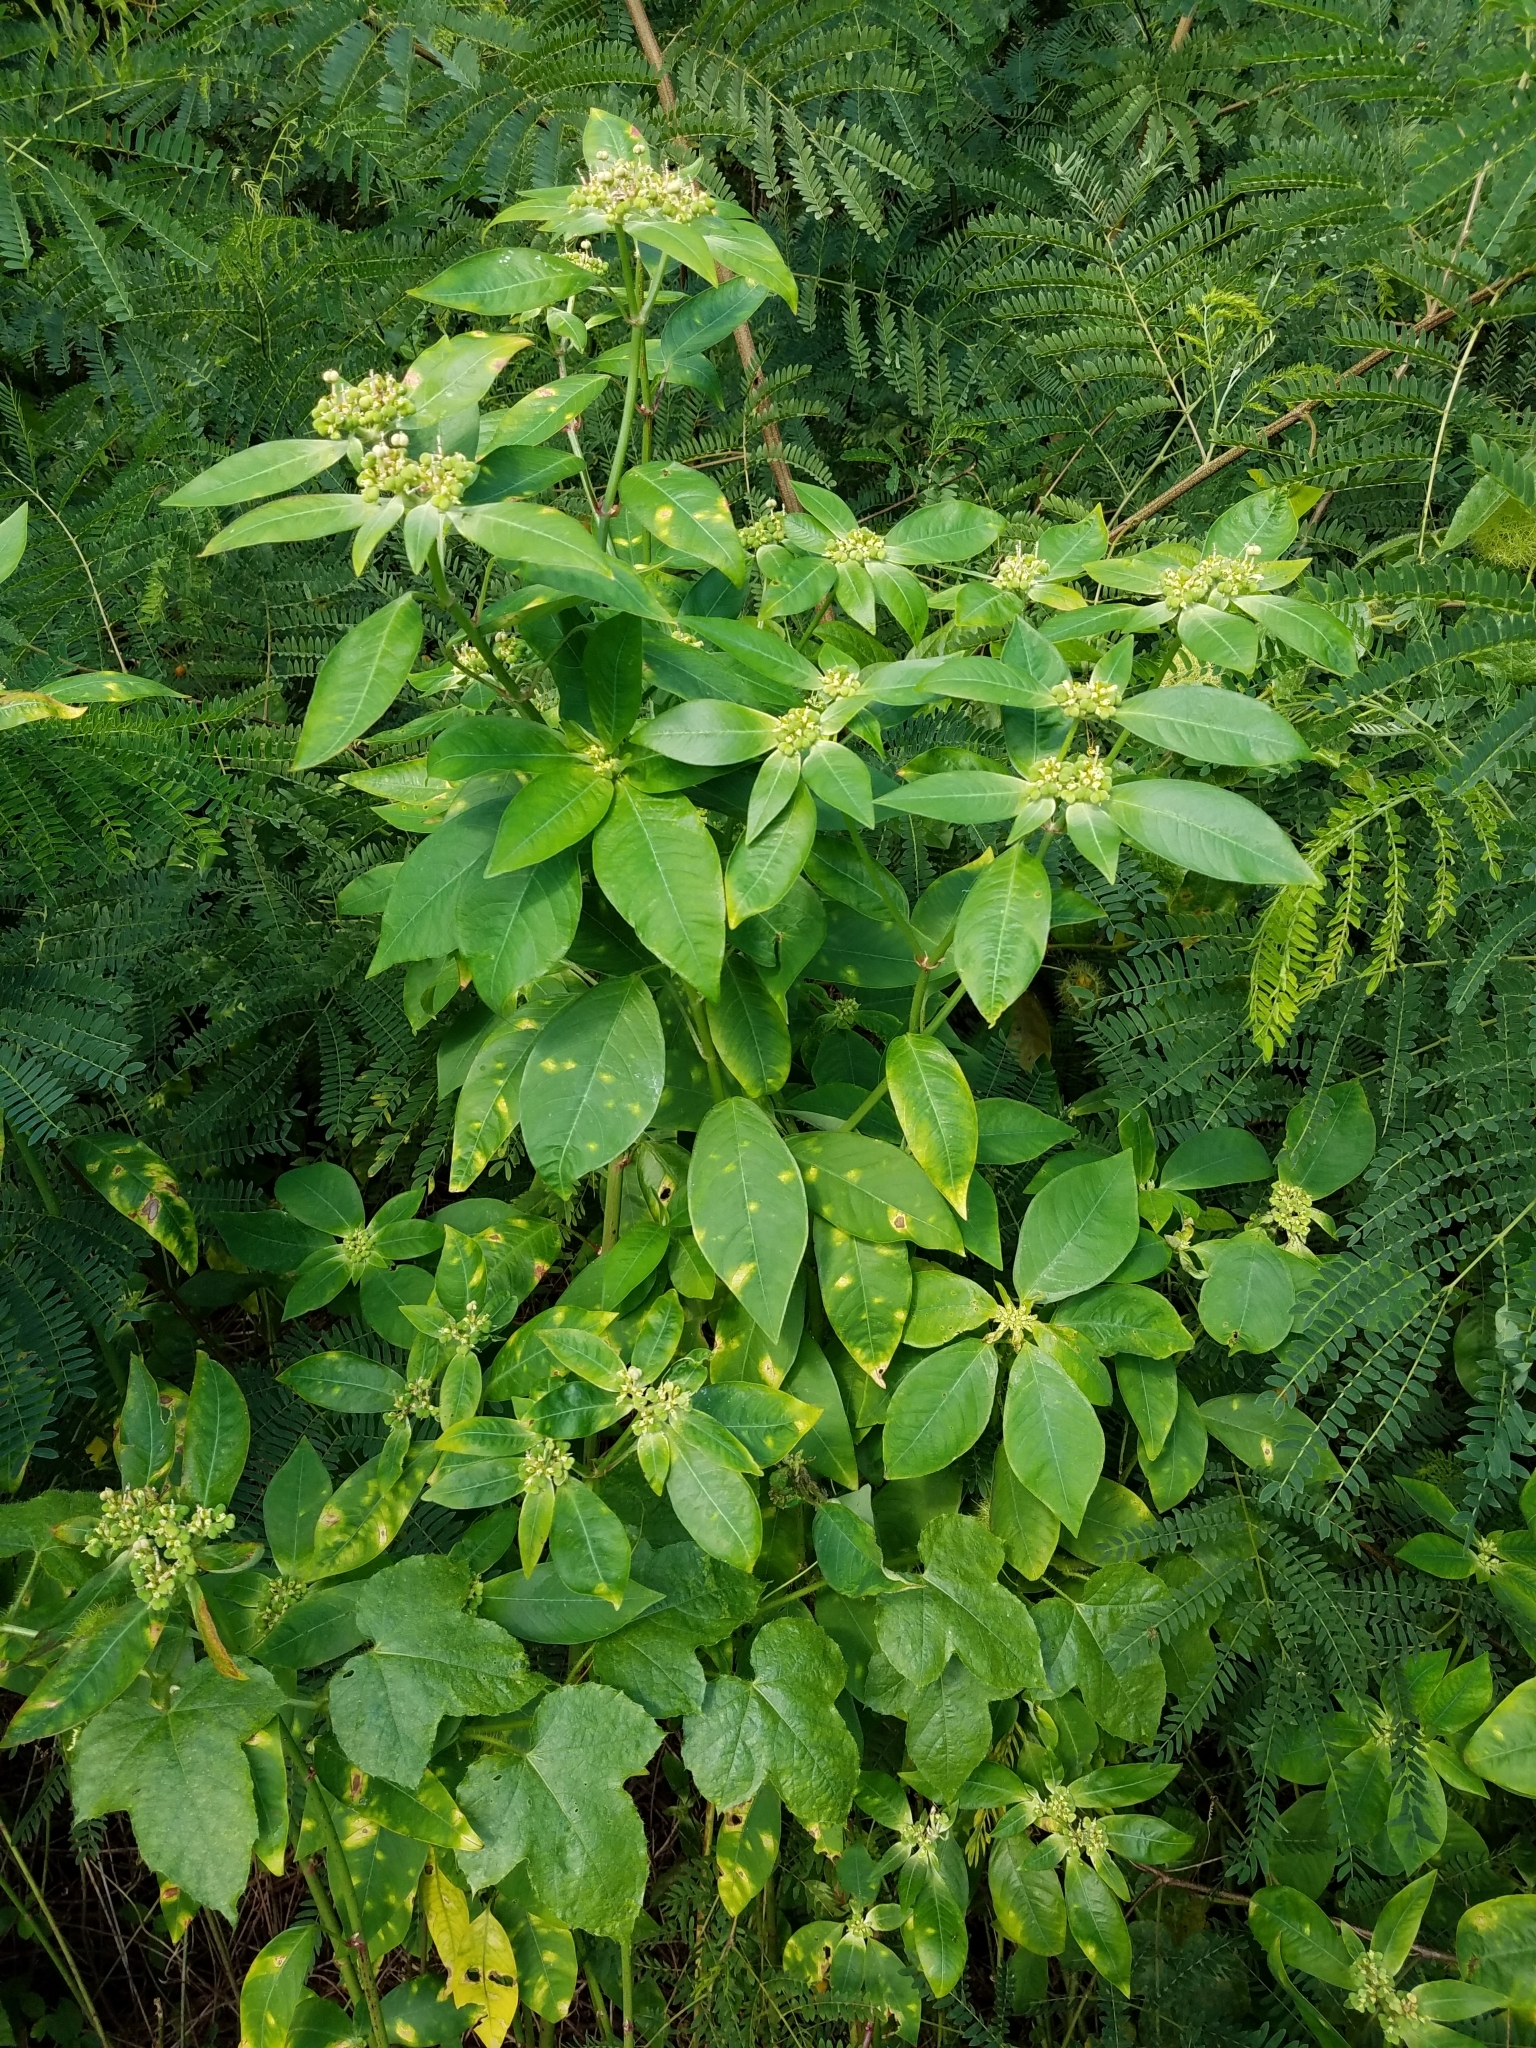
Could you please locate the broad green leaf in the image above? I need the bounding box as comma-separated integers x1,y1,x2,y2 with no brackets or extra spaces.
281,1352,406,1413
975,1099,1073,1167
495,1879,578,2026
457,1682,662,1935
166,441,344,508
40,672,185,705
0,502,26,583
1276,1080,1376,1197
1013,1151,1139,1301
326,1810,425,1965
643,700,778,763
1105,780,1315,886
1111,684,1308,767
888,1512,1047,1697
1177,601,1259,672
373,800,504,968
1248,1887,1355,1988
990,1837,1066,1954
1003,1347,1104,1535
708,955,791,1099
906,1262,996,1348
5,1600,158,1745
1060,1283,1191,1358
621,463,744,582
801,740,875,826
331,1556,536,1789
593,784,725,999
1198,1393,1341,1484
900,1836,971,1995
1115,1357,1179,1460
1064,1857,1132,1992
308,1434,434,1580
293,596,423,770
240,1925,322,2048
667,1438,762,1570
882,1341,997,1479
181,1355,249,1507
790,1132,962,1252
1465,1678,1536,1793
906,1657,993,1807
698,214,798,308
404,331,529,419
660,280,767,361
452,502,666,620
412,247,596,316
276,1162,364,1232
716,1782,781,1917
813,1498,893,1596
877,772,1031,826
726,782,817,924
487,765,612,874
952,846,1050,1025
683,1614,857,1829
1033,1564,1167,1740
263,1439,333,1578
519,976,665,1198
1063,1477,1159,1565
450,1017,539,1192
814,1222,911,1373
1139,1387,1207,1510
1204,489,1299,558
785,1338,860,1491
886,1035,977,1215
689,1097,807,1341
583,612,642,747
478,1565,660,1644
71,1660,283,1918
65,1135,197,1273
202,494,369,556
483,375,612,450
990,1446,1059,1579
1198,1235,1296,1351
549,1479,631,1605
1237,593,1358,677
884,501,1004,565
1457,1894,1536,2021
1161,1127,1272,1189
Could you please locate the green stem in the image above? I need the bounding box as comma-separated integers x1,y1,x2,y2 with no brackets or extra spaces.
0,1810,109,2045
278,1720,389,2048
426,541,527,703
838,982,966,1132
5,1120,61,1218
582,1954,616,2043
683,988,728,1102
620,1938,634,2048
907,967,931,1034
297,1856,364,2010
602,1153,628,1253
597,237,651,543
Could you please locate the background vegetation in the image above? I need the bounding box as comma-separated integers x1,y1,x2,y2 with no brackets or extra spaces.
2,0,1536,2044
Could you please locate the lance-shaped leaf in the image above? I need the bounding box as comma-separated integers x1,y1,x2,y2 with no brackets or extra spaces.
621,463,745,582
65,1135,198,1273
952,845,1051,1025
1003,1346,1104,1535
882,1341,997,1479
885,1034,977,1215
181,1355,249,1508
592,784,725,999
166,441,344,508
689,1098,807,1340
330,1556,538,1790
456,1683,662,1935
1110,684,1308,767
1105,780,1315,886
519,976,664,1199
1014,1151,1139,1301
293,595,423,770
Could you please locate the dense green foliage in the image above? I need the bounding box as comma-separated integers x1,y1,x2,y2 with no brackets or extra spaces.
3,1,1536,2045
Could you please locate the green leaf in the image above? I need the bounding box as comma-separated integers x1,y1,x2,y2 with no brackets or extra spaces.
1112,685,1308,767
0,503,26,584
1177,602,1259,673
884,502,1004,566
1060,1283,1191,1359
990,1446,1060,1578
550,1480,631,1605
621,463,744,582
726,782,817,925
240,1926,322,2048
1115,1356,1178,1460
331,1557,536,1789
1105,780,1316,886
450,1017,539,1192
814,1223,911,1373
1198,1235,1297,1351
263,1439,333,1578
373,800,504,969
519,976,665,1199
1236,593,1358,677
65,1135,198,1273
666,1439,762,1570
460,851,581,1012
877,771,1031,826
990,1838,1066,1954
1248,1887,1355,1989
1198,1393,1341,1484
642,700,779,764
404,331,529,419
786,1338,860,1491
593,784,725,999
698,215,798,308
660,280,766,360
457,1682,662,1936
308,1434,434,1579
1457,1894,1536,2022
886,1035,977,1215
882,1341,997,1479
683,1614,858,1829
975,1100,1073,1167
5,1600,158,1745
487,765,613,875
1276,1080,1376,1197
479,1564,660,1644
790,1132,962,1252
688,1097,807,1340
716,1782,781,1917
1065,1856,1132,1992
293,596,423,771
1465,1678,1536,1793
906,1262,996,1348
813,1499,893,1597
281,1351,406,1414
1160,1127,1272,1189
906,1657,993,1806
201,495,369,556
71,1660,282,1918
452,503,666,620
900,1836,970,1996
1003,1347,1104,1535
1034,1564,1167,1740
885,1511,1047,1696
276,1162,364,1233
801,741,875,827
952,847,1051,1025
412,247,596,316
1139,1387,1207,1510
165,441,344,508
1014,1151,1138,1301
181,1355,249,1508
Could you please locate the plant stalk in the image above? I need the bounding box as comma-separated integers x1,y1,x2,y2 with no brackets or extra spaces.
278,1720,390,2048
0,1810,109,2046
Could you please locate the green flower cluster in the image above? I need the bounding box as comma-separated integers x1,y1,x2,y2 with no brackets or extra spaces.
578,154,717,227
84,1486,235,1611
312,369,414,440
825,525,886,565
1051,676,1121,717
993,550,1048,591
357,438,476,510
1021,747,1114,806
1160,546,1266,609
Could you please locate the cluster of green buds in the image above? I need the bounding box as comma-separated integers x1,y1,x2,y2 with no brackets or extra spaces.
518,1435,574,1491
449,631,524,684
1255,1178,1324,1253
578,150,717,226
894,1806,952,1851
387,1379,440,1426
1159,544,1266,609
84,1486,235,1611
824,525,887,565
566,241,608,277
256,1574,307,1637
668,625,705,649
1020,746,1115,808
442,1302,492,1352
986,1297,1044,1350
632,1378,691,1432
1017,1783,1108,1859
581,739,625,776
826,996,862,1030
810,666,865,707
312,369,414,440
338,1223,387,1279
772,703,827,756
1344,1952,1420,2044
740,504,786,549
1050,675,1122,718
357,437,476,510
992,549,1048,593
